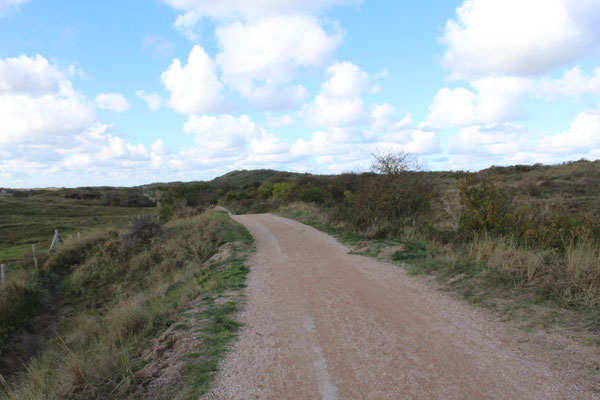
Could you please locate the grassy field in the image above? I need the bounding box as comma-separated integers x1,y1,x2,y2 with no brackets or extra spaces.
1,209,253,399
0,193,154,262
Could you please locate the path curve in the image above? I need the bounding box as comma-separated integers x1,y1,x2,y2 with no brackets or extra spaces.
205,213,599,399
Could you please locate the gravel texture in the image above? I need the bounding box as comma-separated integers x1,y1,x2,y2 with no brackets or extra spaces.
204,213,600,399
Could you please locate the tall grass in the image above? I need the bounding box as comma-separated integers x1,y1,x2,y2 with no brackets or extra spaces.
1,210,251,399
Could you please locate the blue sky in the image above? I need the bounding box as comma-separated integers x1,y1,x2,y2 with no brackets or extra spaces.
1,0,600,187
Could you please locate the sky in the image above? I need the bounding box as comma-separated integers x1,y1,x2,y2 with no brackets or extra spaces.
1,0,600,188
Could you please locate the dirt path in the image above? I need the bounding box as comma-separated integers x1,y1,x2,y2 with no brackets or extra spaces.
205,214,599,399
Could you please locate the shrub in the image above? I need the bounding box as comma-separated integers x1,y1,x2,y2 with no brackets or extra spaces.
272,182,294,200
292,184,328,204
224,190,242,202
458,174,515,236
257,182,274,199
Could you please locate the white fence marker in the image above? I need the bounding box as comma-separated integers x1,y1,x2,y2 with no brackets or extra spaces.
49,229,62,253
77,232,81,240
32,244,38,269
1,264,5,287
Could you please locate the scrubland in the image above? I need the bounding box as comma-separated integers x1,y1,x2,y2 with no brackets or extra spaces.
2,155,600,397
0,208,252,399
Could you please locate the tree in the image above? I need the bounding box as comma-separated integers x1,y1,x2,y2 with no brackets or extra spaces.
370,150,418,175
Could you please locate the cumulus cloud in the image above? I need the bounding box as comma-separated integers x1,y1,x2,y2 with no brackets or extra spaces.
0,54,63,94
291,128,357,157
215,15,341,109
538,105,600,155
442,107,600,171
161,45,225,114
423,76,533,129
267,113,296,128
441,0,600,79
95,93,130,112
135,90,163,111
302,61,370,127
448,124,531,156
369,103,412,134
540,66,600,97
183,114,290,161
0,54,95,144
423,64,600,130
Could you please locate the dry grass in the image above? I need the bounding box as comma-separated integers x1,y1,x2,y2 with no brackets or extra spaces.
1,210,252,399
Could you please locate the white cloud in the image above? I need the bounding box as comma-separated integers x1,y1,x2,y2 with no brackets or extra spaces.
214,15,342,109
369,103,412,133
0,55,95,144
540,66,600,97
377,130,440,155
442,0,600,79
183,114,291,160
302,62,370,127
0,0,29,16
424,76,532,129
267,113,296,128
538,105,600,155
136,90,163,111
95,93,130,112
0,54,63,94
163,0,358,22
291,128,358,157
320,61,369,97
448,124,531,156
161,45,225,114
424,64,600,131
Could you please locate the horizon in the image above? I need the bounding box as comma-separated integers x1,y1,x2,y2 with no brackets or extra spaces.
2,0,600,188
4,158,598,190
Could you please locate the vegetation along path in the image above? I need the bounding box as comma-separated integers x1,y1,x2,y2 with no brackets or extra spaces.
206,213,598,399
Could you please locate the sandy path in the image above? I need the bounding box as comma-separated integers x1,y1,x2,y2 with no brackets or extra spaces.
205,213,599,399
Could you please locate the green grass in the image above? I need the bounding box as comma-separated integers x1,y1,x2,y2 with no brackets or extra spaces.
0,193,152,262
1,210,254,399
180,300,243,399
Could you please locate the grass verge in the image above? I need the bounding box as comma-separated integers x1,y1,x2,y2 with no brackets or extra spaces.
1,210,253,400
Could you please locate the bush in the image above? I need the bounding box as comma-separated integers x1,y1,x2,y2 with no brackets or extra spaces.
272,182,294,200
458,174,515,236
224,190,242,202
257,182,274,199
292,184,328,204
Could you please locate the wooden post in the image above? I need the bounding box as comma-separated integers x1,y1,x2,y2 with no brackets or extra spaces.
1,264,5,287
32,244,38,269
49,229,61,253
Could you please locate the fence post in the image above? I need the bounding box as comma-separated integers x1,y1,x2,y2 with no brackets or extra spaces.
32,244,38,269
49,229,61,253
77,232,81,240
1,264,5,287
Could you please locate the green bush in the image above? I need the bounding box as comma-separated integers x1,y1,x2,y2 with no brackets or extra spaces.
272,182,294,200
257,182,274,199
458,174,515,236
292,184,328,204
224,190,242,202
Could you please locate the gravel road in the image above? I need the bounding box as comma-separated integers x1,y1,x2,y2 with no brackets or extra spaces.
205,213,599,399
